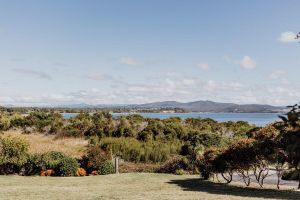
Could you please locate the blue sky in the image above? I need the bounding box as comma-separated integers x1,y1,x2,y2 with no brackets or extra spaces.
0,0,299,106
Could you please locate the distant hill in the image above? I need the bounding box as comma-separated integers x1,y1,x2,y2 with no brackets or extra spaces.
134,100,284,113
33,100,285,113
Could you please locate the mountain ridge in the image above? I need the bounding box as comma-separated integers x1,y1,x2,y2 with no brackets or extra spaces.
2,100,285,113
133,100,283,113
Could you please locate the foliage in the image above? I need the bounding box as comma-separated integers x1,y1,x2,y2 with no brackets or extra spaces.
41,151,66,170
197,147,222,180
0,112,24,131
22,153,44,176
98,160,115,175
119,162,159,173
23,151,80,177
0,109,257,177
56,156,79,176
97,137,181,163
82,146,112,173
282,168,299,180
22,112,64,133
76,167,87,176
40,169,55,176
275,103,300,188
156,156,189,174
0,135,29,174
197,129,278,186
175,169,187,175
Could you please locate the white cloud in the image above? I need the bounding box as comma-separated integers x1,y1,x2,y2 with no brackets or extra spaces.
279,32,297,43
240,56,256,69
1,73,299,106
119,57,140,66
224,55,256,70
118,57,169,67
269,70,286,80
197,63,210,70
12,68,52,80
83,73,112,81
269,70,289,84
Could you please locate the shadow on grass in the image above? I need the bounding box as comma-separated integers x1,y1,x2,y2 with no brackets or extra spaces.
167,178,300,199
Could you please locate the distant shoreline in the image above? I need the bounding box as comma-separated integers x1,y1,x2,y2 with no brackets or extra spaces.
62,112,282,126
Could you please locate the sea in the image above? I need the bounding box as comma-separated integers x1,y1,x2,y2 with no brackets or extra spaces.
62,112,283,127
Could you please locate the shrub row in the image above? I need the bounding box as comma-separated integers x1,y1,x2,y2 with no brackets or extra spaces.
93,137,182,163
0,135,115,176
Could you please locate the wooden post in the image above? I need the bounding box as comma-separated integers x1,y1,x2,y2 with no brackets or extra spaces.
114,157,119,174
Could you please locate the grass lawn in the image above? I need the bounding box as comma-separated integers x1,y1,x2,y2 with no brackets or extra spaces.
0,173,299,200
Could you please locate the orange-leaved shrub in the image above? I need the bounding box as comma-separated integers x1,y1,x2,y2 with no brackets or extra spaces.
76,167,86,176
40,169,55,176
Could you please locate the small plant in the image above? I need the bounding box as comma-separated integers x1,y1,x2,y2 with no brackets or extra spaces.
175,169,187,175
99,161,115,175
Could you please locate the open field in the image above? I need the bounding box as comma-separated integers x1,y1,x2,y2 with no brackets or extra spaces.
2,130,88,157
0,173,299,200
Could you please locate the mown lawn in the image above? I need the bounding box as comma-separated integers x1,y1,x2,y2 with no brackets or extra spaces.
0,173,299,200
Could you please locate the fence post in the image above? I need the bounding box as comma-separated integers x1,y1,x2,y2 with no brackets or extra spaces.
114,157,119,174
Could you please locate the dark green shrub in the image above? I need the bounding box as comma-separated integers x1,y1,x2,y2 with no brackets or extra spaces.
119,162,158,173
24,151,80,176
190,132,224,148
99,160,115,175
83,146,111,173
41,151,65,169
22,153,44,176
99,137,181,163
282,169,299,180
56,156,79,176
156,156,189,174
180,142,194,156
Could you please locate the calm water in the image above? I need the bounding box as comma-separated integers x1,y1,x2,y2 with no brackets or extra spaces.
62,112,282,127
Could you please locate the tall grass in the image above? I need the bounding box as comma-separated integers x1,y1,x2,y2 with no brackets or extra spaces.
98,137,182,163
3,130,87,158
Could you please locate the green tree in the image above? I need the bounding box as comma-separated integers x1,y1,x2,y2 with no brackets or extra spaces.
276,103,300,188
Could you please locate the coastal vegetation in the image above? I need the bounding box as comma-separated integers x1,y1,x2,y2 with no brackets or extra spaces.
0,107,254,176
0,104,299,190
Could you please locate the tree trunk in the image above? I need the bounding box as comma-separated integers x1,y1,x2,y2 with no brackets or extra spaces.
221,172,233,183
298,169,300,189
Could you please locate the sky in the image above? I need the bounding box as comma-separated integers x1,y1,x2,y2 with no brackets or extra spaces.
0,0,300,106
